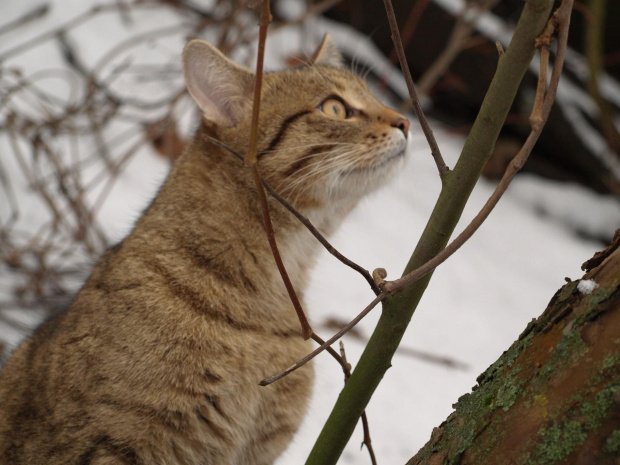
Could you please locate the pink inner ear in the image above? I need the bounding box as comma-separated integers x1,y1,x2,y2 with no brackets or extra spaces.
182,41,252,127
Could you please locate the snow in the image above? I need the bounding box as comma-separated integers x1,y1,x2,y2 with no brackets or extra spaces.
577,279,598,295
1,1,619,464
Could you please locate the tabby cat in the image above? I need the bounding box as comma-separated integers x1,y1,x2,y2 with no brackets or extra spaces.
0,36,409,464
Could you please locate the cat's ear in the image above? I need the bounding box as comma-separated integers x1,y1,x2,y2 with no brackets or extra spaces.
183,40,254,127
311,34,344,68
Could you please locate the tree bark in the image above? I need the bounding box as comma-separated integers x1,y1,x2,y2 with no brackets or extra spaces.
407,231,620,465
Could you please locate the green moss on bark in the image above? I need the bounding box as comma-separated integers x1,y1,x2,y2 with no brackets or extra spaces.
520,351,620,465
604,430,620,455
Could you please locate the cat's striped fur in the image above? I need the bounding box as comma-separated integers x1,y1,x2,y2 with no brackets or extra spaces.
0,37,409,464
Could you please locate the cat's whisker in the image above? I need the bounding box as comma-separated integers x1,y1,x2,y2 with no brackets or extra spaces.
286,150,364,187
274,148,365,192
262,146,359,178
360,60,378,81
275,151,353,194
260,141,355,154
280,148,367,201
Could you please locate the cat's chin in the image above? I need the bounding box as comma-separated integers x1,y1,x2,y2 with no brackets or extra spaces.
329,150,406,201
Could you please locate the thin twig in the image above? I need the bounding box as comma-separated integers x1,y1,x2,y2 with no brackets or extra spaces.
243,0,312,339
382,0,449,178
323,318,469,370
529,18,555,130
338,341,377,465
0,4,49,37
261,183,380,294
252,163,313,339
260,292,385,386
245,0,272,166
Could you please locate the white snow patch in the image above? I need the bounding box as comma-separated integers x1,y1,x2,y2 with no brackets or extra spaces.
577,279,598,295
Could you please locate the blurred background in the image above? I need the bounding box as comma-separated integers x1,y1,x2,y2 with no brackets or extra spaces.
0,0,618,463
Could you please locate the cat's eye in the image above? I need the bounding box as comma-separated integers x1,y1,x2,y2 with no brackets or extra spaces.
320,98,348,120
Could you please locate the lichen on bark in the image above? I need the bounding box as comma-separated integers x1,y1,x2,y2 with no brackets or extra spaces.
408,235,620,465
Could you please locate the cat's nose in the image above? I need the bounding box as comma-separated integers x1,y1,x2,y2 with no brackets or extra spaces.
391,116,410,138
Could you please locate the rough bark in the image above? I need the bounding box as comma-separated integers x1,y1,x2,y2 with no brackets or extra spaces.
407,231,620,465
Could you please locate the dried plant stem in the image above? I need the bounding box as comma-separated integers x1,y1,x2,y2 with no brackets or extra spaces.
260,181,380,294
529,18,555,130
308,336,377,465
245,0,272,166
382,0,449,178
260,292,384,386
0,4,49,37
242,0,313,339
252,164,312,339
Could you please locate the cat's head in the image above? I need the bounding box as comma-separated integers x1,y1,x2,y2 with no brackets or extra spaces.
183,36,410,209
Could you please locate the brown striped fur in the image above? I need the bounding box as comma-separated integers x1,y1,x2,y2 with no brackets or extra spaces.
0,37,409,464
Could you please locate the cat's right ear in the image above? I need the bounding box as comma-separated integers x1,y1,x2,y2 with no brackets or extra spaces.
183,40,254,127
311,34,344,68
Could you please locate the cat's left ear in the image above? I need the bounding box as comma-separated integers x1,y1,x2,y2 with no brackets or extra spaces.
311,34,344,68
183,39,254,127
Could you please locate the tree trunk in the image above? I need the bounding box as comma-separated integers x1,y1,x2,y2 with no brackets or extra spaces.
407,231,620,465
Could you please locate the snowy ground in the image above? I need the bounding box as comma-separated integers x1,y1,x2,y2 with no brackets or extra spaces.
1,1,619,464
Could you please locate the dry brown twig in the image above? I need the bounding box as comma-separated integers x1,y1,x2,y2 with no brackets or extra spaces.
242,0,314,341
239,2,379,458
207,135,381,295
323,318,469,370
382,0,449,178
338,341,377,465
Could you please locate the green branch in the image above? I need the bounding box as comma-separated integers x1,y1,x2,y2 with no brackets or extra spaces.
305,0,554,463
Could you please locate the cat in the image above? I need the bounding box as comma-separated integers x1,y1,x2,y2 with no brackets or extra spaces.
0,35,410,465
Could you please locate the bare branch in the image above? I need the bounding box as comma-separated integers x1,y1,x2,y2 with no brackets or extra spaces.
382,0,449,178
338,341,377,465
